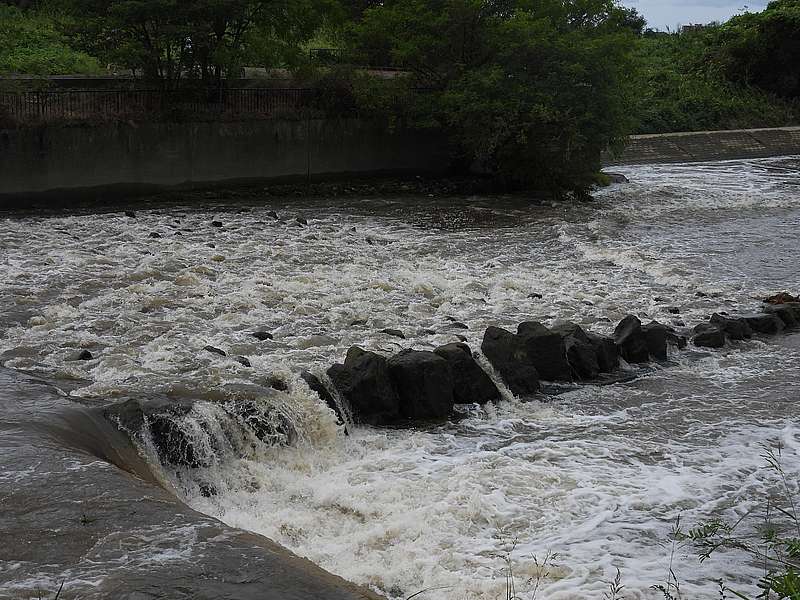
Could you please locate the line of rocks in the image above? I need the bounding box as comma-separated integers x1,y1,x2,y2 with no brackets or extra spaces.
314,293,800,427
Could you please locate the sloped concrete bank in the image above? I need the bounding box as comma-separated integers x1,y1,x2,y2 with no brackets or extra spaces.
0,367,385,600
607,126,800,165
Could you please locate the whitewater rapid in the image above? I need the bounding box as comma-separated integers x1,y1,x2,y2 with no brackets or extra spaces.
1,157,799,599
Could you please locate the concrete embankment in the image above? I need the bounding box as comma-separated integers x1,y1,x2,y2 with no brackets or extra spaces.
607,126,800,165
0,118,450,197
0,366,385,600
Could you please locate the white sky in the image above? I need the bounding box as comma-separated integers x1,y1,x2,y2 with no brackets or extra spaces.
621,0,769,30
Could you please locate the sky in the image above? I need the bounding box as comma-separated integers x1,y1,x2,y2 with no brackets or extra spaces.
621,0,769,31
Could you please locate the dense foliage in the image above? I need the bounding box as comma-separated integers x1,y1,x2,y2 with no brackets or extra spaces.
345,0,642,195
0,5,101,75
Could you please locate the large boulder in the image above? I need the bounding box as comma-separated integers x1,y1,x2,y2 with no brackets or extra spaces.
641,321,685,360
586,332,620,373
613,315,650,364
516,322,572,381
434,343,500,405
327,347,400,426
742,313,785,335
710,314,752,340
692,323,726,348
105,398,203,467
552,322,599,380
481,326,540,396
764,304,798,328
387,350,455,421
764,292,800,304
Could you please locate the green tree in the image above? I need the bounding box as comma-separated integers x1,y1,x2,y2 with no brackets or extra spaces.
348,0,641,196
61,0,331,85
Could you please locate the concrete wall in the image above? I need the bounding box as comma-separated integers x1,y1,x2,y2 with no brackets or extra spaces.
0,118,450,196
607,126,800,165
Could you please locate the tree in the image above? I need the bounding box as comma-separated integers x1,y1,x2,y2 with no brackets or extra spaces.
62,0,331,85
718,0,800,98
348,0,641,196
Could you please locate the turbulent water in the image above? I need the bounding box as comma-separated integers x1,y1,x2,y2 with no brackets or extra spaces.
2,157,800,599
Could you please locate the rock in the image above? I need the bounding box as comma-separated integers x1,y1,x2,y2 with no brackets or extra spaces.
207,243,216,248
695,292,708,298
77,350,93,361
124,210,136,218
266,210,279,219
692,323,726,348
480,326,540,396
380,328,406,339
350,319,368,326
551,323,599,380
105,398,204,467
710,314,752,340
387,350,455,420
667,307,681,314
327,347,400,425
235,356,251,368
300,370,343,424
211,221,223,227
764,304,798,328
742,313,785,335
230,398,297,447
252,331,273,341
641,321,684,360
586,332,619,373
764,292,800,304
149,232,161,238
455,334,468,342
267,376,288,392
434,343,500,405
613,315,650,364
527,292,543,300
450,322,469,330
204,345,227,357
606,172,629,184
296,217,308,226
516,322,572,382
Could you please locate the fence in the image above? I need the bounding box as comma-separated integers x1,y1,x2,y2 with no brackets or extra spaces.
0,88,318,125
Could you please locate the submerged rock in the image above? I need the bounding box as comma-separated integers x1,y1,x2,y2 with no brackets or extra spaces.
77,350,93,361
480,326,540,396
235,356,251,368
204,345,227,357
710,314,752,340
387,350,454,420
252,331,274,341
327,347,400,426
693,323,726,348
613,315,650,364
211,220,223,228
516,322,572,382
434,343,500,405
124,210,136,218
764,292,800,304
764,304,798,328
380,328,406,339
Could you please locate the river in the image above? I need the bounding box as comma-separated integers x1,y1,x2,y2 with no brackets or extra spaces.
1,156,799,599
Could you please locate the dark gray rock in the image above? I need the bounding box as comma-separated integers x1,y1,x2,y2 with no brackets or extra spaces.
641,321,684,360
552,323,599,380
235,356,251,368
252,331,274,341
204,345,226,357
380,328,406,339
388,350,455,421
148,232,161,239
480,326,540,396
710,314,752,340
300,370,342,424
266,210,279,219
77,350,93,361
693,323,726,348
434,343,500,405
327,347,400,426
743,313,785,335
211,221,223,228
613,315,650,364
267,376,288,392
586,332,620,373
124,210,136,218
516,322,572,382
765,304,798,328
296,217,308,226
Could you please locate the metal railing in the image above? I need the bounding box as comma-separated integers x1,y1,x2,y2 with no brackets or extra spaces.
0,88,317,124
